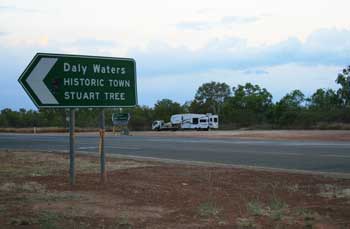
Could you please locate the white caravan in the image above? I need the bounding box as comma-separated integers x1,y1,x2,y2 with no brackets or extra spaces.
152,113,219,131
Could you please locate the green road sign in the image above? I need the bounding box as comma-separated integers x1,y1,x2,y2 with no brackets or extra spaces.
18,53,137,108
112,113,130,126
112,113,130,121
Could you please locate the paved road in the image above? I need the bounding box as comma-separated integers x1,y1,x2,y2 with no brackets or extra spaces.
1,133,350,173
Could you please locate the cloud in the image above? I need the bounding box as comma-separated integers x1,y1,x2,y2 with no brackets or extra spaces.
305,28,350,51
61,38,117,57
243,69,268,75
130,28,350,77
176,15,261,31
137,64,340,106
0,44,36,110
0,32,7,36
176,21,211,31
0,5,41,13
70,38,116,48
0,5,14,10
221,16,260,24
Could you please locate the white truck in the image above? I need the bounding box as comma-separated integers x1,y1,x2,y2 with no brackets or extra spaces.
152,113,219,131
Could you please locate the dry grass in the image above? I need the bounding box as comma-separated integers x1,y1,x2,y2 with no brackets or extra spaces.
0,127,68,133
0,181,82,204
0,151,153,178
0,127,114,133
236,217,256,228
318,184,350,199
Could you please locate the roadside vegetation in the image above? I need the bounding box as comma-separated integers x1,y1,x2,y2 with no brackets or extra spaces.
1,66,350,131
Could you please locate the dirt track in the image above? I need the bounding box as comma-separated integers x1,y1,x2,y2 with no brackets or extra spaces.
2,129,350,142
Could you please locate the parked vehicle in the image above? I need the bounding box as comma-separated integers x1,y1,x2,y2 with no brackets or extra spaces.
152,113,219,131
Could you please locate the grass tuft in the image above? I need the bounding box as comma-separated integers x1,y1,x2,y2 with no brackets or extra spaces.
38,211,61,229
246,198,289,221
236,217,256,228
198,201,221,218
114,214,133,229
247,200,265,216
10,216,36,226
269,198,288,221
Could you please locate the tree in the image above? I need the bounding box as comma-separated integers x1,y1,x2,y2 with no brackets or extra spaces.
309,88,339,110
153,99,184,121
181,101,192,113
222,83,272,125
230,83,272,112
127,105,154,130
193,81,231,114
273,90,306,127
38,109,66,127
188,100,209,114
75,109,99,128
0,109,18,127
277,90,305,110
335,65,350,108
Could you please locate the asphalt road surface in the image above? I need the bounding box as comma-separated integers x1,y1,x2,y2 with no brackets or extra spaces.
1,133,350,173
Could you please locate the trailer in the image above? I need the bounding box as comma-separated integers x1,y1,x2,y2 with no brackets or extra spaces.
152,113,219,131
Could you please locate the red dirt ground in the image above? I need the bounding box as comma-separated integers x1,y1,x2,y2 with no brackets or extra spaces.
0,151,350,228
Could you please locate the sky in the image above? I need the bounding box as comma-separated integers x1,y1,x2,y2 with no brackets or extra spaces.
1,0,350,110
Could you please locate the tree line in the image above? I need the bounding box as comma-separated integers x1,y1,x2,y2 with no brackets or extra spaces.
1,66,350,130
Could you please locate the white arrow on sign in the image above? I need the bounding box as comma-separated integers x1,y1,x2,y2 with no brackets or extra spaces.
27,58,58,104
